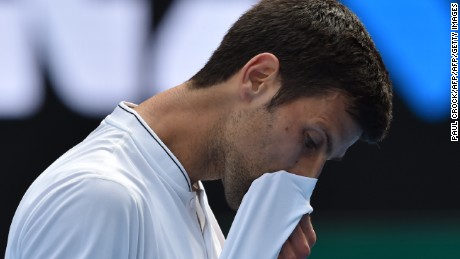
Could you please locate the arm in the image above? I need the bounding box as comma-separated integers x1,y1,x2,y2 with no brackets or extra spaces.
220,171,317,259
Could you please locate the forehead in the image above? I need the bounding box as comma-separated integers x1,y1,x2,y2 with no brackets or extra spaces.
277,91,350,118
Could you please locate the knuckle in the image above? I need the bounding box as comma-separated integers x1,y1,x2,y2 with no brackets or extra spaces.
305,245,311,257
303,244,312,257
308,228,317,247
298,243,309,256
293,242,310,258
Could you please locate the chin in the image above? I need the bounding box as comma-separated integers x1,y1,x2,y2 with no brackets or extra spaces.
220,165,257,211
225,195,242,211
222,182,248,212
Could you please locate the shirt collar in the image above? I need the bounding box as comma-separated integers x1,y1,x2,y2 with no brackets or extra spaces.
107,102,193,193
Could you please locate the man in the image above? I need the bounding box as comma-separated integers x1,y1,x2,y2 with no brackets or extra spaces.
6,0,392,258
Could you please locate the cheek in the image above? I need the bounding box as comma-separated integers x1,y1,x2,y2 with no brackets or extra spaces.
237,112,303,171
265,136,303,170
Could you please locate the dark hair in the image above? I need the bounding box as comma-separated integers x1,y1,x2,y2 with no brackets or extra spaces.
190,0,393,143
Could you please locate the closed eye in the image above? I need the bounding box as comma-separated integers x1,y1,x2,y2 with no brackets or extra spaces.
304,134,317,149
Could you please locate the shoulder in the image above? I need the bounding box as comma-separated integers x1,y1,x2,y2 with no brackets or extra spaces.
61,176,141,214
21,175,142,228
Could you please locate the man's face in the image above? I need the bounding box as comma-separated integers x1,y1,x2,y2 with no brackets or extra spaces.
216,91,362,210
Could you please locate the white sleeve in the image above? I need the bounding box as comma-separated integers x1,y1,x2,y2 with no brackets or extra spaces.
219,171,317,259
14,177,141,259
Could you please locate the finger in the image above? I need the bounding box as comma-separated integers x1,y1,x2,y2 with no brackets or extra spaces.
300,214,317,248
288,224,311,258
278,239,297,259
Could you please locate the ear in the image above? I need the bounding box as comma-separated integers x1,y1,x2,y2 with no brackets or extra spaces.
239,53,280,102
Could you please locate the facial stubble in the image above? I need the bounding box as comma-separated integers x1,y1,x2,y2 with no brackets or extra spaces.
212,108,276,211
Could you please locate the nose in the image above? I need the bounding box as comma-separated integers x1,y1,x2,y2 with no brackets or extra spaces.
286,155,326,179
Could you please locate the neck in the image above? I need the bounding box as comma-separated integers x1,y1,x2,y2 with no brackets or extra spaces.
134,82,235,184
